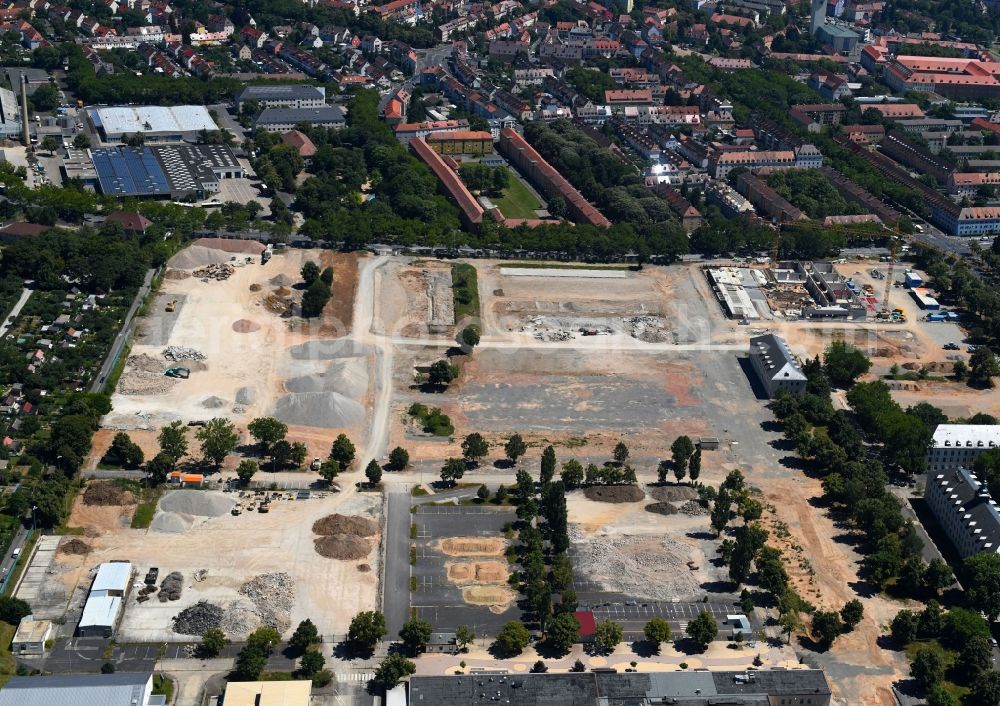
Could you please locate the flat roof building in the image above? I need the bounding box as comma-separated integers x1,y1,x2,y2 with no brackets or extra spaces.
749,334,807,398
89,105,219,143
236,84,326,110
0,672,163,706
11,615,53,655
0,87,21,140
219,680,311,706
254,105,345,132
78,560,132,637
408,670,832,706
91,145,244,200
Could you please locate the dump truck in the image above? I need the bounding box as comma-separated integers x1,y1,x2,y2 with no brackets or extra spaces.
164,367,190,379
261,244,273,265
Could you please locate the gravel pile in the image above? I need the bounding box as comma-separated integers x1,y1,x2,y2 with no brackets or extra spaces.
284,359,368,399
239,573,294,633
163,346,206,361
235,386,257,405
583,485,645,503
572,531,702,601
150,512,194,534
117,354,177,395
159,490,235,517
172,600,223,635
167,245,235,270
201,396,228,409
650,486,698,502
679,500,708,516
645,502,678,516
272,391,364,428
159,571,184,602
269,273,294,286
220,598,262,636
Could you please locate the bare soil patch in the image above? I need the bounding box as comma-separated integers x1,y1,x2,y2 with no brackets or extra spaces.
650,486,698,502
584,485,645,503
312,514,378,537
314,535,372,560
232,319,261,333
58,538,91,555
446,561,508,584
83,481,133,506
439,537,505,557
164,269,191,280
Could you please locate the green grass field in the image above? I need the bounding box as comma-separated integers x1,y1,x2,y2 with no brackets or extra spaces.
450,263,480,322
494,177,542,219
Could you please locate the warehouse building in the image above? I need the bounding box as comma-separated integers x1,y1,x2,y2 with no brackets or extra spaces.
89,105,219,144
236,84,326,111
91,144,243,200
925,465,1000,557
219,680,311,706
409,670,832,706
77,561,132,637
254,105,345,132
0,673,163,706
0,87,21,140
11,615,53,655
749,334,807,398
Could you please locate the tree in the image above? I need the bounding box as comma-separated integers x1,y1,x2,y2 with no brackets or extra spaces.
318,460,341,484
954,359,969,381
462,433,489,464
246,627,281,654
373,653,415,689
41,135,59,154
972,670,1000,706
330,434,356,468
476,484,490,502
440,458,465,486
299,650,325,677
613,441,629,465
923,558,953,595
957,636,994,682
561,460,584,489
247,417,287,455
73,132,91,149
0,597,31,625
495,620,531,655
347,611,386,653
911,647,945,690
515,469,534,499
236,460,258,487
158,420,188,462
840,599,863,631
644,618,672,651
546,612,579,653
926,685,961,706
689,448,702,483
109,432,144,468
428,359,458,386
824,341,871,387
970,347,1000,388
965,553,1000,620
810,610,843,649
101,662,115,674
388,446,409,471
301,260,320,284
942,607,990,650
233,645,267,681
365,459,383,486
671,436,694,482
196,418,238,467
540,446,557,485
461,325,480,348
505,434,527,464
289,619,321,654
146,452,173,485
201,627,229,657
686,611,717,651
710,488,731,535
301,278,331,318
594,620,623,654
399,617,433,653
455,624,475,651
320,267,334,286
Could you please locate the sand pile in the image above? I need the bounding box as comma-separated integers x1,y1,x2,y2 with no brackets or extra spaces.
439,538,505,556
58,538,91,555
201,396,228,409
447,561,507,584
313,514,378,536
462,585,514,610
572,531,702,601
236,387,257,405
150,512,194,534
584,486,645,503
232,319,261,333
159,490,236,516
274,286,291,297
269,273,294,286
117,354,178,395
194,238,264,254
83,481,132,506
249,283,262,292
273,392,364,428
168,246,236,270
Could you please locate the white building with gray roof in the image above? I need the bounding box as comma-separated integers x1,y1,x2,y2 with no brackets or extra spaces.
748,334,807,398
0,672,163,706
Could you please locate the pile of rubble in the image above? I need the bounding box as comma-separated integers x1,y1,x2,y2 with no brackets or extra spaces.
625,316,670,343
172,600,224,636
136,584,157,603
220,599,261,636
158,571,184,602
239,572,294,633
117,354,178,396
163,346,206,362
193,263,235,281
678,500,708,516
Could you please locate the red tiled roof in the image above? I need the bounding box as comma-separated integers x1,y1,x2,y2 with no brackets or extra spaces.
426,130,493,141
0,222,49,237
409,138,484,225
281,129,317,157
106,210,153,233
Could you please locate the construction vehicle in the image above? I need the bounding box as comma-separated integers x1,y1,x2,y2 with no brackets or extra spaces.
261,244,273,265
164,367,190,379
165,299,177,312
310,457,321,471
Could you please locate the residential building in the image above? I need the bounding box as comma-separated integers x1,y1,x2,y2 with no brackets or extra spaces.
867,103,925,120
749,334,807,397
931,203,1000,236
254,105,345,132
948,172,1000,198
393,119,470,146
885,56,1000,99
709,149,796,179
236,84,326,111
926,466,1000,557
409,137,484,226
0,673,163,706
926,425,1000,474
281,129,317,157
425,130,493,155
0,86,20,140
736,171,808,222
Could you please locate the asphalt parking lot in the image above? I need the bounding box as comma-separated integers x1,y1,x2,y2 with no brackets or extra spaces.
412,505,524,636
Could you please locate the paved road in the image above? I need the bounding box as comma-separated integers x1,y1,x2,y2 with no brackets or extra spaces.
90,268,156,393
0,525,29,590
383,490,411,638
0,286,33,338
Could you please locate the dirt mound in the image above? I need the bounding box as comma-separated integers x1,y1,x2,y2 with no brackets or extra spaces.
236,386,257,405
274,286,291,297
357,564,371,572
232,319,261,333
269,273,294,286
249,283,262,292
439,537,505,556
462,585,514,609
58,538,91,555
312,514,378,537
645,502,679,515
447,561,508,584
83,481,133,506
584,485,645,503
193,238,265,254
314,535,372,560
164,269,191,280
650,486,698,502
201,395,228,409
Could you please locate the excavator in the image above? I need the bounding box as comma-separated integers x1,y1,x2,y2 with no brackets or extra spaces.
165,299,177,312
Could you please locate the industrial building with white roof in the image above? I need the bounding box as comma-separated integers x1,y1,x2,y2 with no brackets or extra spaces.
88,105,218,143
0,672,164,706
77,560,132,638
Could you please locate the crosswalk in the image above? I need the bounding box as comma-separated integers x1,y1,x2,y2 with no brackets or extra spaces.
335,672,374,683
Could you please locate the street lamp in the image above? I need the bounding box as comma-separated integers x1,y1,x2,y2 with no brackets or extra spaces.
30,505,36,533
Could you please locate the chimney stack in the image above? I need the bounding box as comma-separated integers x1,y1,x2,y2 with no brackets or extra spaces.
20,75,29,148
